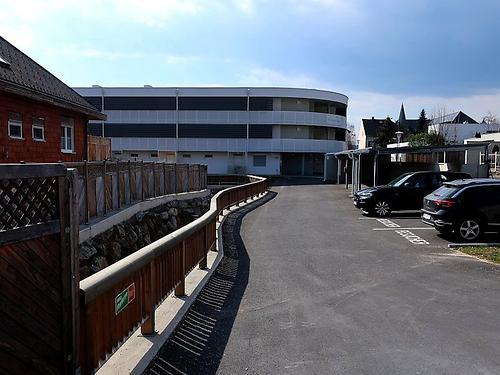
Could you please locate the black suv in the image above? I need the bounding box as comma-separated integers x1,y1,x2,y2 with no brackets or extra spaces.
422,179,500,241
354,171,470,217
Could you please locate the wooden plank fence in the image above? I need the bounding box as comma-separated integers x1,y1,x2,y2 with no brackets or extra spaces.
65,161,208,225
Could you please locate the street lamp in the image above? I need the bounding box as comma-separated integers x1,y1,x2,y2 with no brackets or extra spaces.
395,131,403,162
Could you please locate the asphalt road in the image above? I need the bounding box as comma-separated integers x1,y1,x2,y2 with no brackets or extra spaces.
145,181,500,375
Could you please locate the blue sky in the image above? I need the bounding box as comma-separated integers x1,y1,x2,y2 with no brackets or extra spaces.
1,0,499,131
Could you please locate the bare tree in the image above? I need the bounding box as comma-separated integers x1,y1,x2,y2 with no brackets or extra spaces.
346,122,357,149
481,111,498,124
429,105,458,144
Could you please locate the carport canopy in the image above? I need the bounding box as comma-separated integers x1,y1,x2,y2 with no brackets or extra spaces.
333,143,491,194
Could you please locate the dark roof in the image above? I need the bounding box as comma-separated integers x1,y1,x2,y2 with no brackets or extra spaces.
0,37,105,120
446,178,500,187
429,111,477,125
398,119,419,132
362,118,386,137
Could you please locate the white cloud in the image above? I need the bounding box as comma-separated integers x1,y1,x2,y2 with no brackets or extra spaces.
165,54,204,64
42,45,144,60
109,0,202,28
233,0,255,13
236,66,500,138
238,67,320,88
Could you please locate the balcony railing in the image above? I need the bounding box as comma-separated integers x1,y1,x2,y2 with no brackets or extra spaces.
112,137,346,153
103,110,346,128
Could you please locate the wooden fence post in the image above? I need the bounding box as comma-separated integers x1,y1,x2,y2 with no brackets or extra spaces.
198,164,202,191
175,241,186,297
141,259,156,336
173,163,177,194
84,160,90,224
152,162,156,198
116,162,121,210
162,162,166,195
59,169,80,374
103,160,107,216
199,225,208,269
141,160,145,201
128,160,132,204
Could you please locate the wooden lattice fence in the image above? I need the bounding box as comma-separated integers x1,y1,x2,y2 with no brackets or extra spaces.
0,164,80,374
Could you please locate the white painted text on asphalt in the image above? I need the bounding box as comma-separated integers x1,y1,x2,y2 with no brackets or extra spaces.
376,218,400,228
395,229,430,245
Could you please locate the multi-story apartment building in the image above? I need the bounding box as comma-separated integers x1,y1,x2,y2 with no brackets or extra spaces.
75,87,348,176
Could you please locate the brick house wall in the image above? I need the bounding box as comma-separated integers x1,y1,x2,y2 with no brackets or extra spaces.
0,91,88,162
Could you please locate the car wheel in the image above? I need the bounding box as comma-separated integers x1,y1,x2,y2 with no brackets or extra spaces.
374,201,391,217
456,218,482,242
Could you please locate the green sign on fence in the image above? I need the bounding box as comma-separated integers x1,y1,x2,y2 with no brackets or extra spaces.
115,283,136,315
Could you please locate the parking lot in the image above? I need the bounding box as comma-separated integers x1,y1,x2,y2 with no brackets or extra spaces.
145,182,500,374
215,182,500,374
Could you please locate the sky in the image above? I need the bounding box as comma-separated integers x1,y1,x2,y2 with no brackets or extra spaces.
1,0,499,134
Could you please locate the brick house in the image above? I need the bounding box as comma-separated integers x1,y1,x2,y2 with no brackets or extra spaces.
0,37,105,163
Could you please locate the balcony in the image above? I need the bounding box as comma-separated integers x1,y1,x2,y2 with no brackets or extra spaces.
111,137,346,153
104,110,346,128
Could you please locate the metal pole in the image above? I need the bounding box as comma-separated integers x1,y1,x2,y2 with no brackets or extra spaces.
245,88,250,174
358,154,362,192
175,88,179,163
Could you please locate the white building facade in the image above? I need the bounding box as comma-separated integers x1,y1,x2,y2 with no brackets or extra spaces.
75,87,348,176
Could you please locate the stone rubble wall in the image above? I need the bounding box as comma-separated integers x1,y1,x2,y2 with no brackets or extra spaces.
79,196,210,279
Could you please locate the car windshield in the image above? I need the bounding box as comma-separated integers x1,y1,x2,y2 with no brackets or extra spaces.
387,173,413,187
431,184,460,198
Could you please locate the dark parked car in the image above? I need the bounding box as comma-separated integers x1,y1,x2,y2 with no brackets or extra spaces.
422,179,500,241
353,171,471,217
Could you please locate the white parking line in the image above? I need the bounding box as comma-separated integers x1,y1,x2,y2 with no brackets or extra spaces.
372,227,434,231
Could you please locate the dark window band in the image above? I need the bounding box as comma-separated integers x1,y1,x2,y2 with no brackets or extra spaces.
104,96,176,110
104,123,176,137
178,97,247,111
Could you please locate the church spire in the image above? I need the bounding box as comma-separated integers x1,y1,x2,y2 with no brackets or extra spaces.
398,103,406,127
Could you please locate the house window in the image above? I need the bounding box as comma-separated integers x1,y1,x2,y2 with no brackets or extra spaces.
130,153,139,157
32,117,45,141
204,154,213,158
8,112,23,139
150,152,158,158
253,155,267,167
182,154,191,158
61,117,74,153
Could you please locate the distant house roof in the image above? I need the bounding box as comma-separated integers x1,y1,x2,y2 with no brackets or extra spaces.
0,37,105,120
362,118,386,137
429,111,477,125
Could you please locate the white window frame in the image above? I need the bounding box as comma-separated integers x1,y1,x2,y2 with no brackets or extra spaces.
61,117,74,153
32,117,45,141
8,112,23,139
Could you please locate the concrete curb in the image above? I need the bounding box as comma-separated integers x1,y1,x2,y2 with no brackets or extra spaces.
448,243,500,248
97,192,268,375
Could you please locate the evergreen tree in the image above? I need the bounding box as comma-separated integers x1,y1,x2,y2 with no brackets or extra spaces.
417,109,428,133
375,117,396,148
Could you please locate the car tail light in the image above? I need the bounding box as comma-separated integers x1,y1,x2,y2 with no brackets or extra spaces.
435,199,456,208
